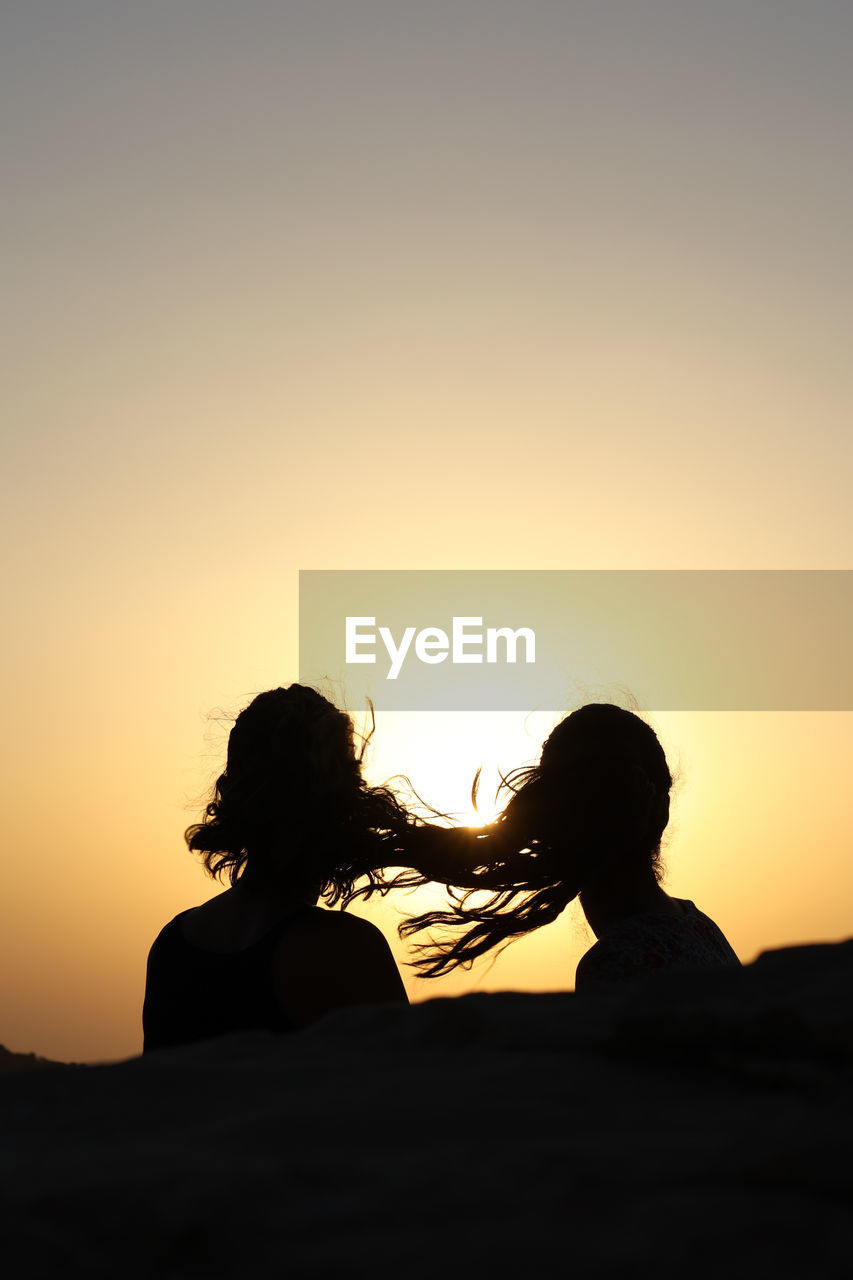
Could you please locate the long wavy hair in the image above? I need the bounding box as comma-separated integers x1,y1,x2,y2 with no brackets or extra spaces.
390,704,674,976
185,685,415,907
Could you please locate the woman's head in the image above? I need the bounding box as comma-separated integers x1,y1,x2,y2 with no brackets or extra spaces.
395,704,674,976
534,704,672,869
185,685,409,903
224,685,360,822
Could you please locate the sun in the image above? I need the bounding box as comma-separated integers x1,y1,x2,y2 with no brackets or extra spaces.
358,708,556,829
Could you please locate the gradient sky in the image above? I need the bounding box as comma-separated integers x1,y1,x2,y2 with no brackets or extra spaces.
2,1,852,1061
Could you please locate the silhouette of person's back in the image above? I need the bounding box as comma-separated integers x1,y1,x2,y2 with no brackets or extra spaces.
143,686,408,1051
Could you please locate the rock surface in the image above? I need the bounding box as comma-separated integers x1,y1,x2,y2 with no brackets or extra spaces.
0,1045,68,1074
2,941,852,1277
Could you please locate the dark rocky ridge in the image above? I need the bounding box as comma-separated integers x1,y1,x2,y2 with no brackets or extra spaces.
0,1045,68,1073
2,940,852,1277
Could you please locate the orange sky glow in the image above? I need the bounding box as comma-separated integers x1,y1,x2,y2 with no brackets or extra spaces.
2,2,852,1061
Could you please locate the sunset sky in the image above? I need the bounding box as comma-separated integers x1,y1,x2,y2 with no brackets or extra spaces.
3,1,852,1062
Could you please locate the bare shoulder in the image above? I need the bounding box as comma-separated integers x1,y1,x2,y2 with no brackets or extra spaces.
279,906,393,947
271,907,408,1027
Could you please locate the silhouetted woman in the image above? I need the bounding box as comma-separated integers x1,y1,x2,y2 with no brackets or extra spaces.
393,704,740,988
143,686,409,1051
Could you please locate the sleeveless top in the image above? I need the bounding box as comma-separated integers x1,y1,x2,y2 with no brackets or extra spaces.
574,898,741,991
142,908,308,1052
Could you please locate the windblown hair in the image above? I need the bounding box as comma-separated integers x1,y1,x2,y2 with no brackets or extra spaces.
185,685,415,907
391,704,674,976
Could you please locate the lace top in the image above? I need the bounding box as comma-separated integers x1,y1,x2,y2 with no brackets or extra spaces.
574,899,740,991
